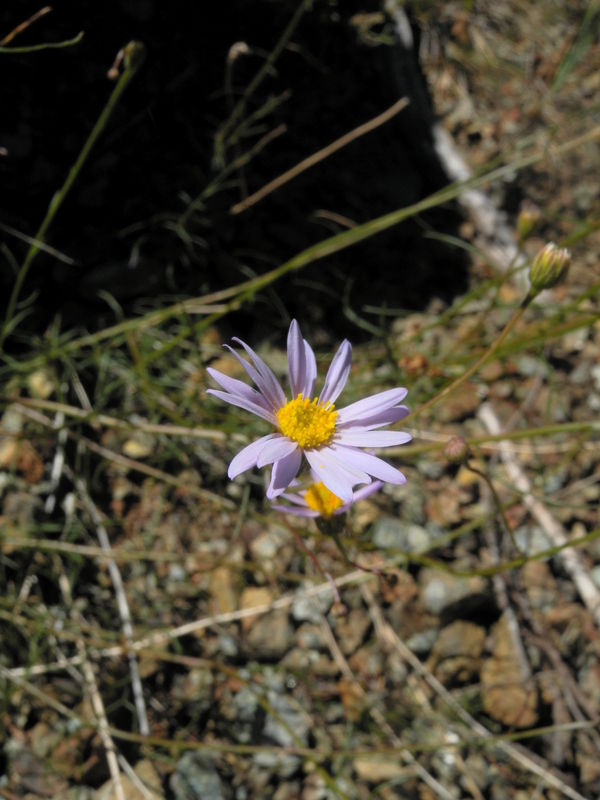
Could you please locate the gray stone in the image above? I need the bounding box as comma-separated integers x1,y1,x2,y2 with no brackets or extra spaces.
463,754,490,790
291,586,334,624
168,563,187,582
417,460,445,479
570,359,592,384
295,623,326,651
406,628,439,655
250,524,289,561
263,691,309,748
170,752,227,800
516,355,547,377
253,751,300,780
217,633,239,658
420,568,490,617
172,668,214,714
372,517,430,553
399,482,426,525
232,687,260,744
514,525,552,554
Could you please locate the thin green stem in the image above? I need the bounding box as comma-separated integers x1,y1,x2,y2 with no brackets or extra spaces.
0,41,145,352
408,296,532,422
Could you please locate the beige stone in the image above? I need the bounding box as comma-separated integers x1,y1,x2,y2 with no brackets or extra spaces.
209,566,238,615
95,759,163,799
353,758,407,782
239,586,273,632
481,614,538,728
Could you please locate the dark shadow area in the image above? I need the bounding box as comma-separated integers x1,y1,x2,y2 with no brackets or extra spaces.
1,0,469,345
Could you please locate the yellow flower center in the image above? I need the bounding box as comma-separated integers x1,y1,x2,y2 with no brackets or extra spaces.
276,393,337,449
304,481,344,517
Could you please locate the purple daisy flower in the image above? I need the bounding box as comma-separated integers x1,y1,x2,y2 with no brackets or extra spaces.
271,477,383,519
206,320,411,501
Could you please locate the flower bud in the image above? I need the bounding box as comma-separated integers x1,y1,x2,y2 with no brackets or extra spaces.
529,243,571,293
444,436,471,465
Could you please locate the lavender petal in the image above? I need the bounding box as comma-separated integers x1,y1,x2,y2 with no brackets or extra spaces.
287,320,307,397
335,480,383,514
331,445,406,485
271,503,318,518
319,339,352,405
303,340,317,397
338,405,410,430
256,436,298,468
207,389,277,424
266,448,302,498
337,387,408,425
231,337,286,409
228,434,278,479
279,491,310,507
304,449,356,503
207,367,271,410
222,345,272,405
314,446,372,485
348,481,383,504
334,430,412,448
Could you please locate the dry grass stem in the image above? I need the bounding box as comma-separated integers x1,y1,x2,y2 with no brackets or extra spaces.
69,468,149,736
230,97,409,214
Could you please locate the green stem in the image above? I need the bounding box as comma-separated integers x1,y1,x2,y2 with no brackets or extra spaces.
408,294,532,422
0,31,84,53
0,41,145,352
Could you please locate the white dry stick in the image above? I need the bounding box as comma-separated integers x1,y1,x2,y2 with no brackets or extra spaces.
45,412,67,514
70,469,150,735
8,654,85,679
55,554,125,800
79,643,125,800
361,584,591,800
479,402,600,629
